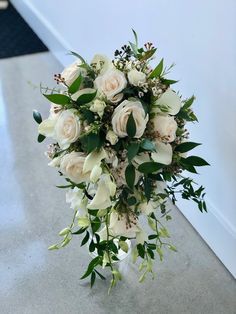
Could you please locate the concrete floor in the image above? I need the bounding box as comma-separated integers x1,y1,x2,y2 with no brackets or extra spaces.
0,52,235,314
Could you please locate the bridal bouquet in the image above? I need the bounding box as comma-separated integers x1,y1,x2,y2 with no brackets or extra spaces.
34,31,209,291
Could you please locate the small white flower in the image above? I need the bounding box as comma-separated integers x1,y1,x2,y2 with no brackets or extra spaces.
128,69,146,86
106,130,119,145
90,99,106,117
90,54,113,74
66,187,88,213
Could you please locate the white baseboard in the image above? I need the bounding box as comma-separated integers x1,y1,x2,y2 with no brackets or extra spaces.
11,0,236,279
177,197,236,278
11,0,72,66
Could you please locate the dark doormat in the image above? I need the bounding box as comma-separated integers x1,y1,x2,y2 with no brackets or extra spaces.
0,2,48,59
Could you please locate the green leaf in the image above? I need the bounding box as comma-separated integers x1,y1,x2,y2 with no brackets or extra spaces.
43,93,70,105
86,132,103,153
129,41,138,55
119,240,129,253
141,48,157,61
68,74,82,94
149,58,164,79
138,162,163,173
180,159,198,173
80,256,100,279
184,156,210,166
33,110,42,124
76,91,97,105
137,244,145,259
144,176,152,201
161,78,178,85
127,196,137,206
175,142,201,153
89,240,96,252
127,142,140,162
90,271,96,288
140,139,156,152
126,113,136,138
69,51,86,64
125,164,135,189
182,96,195,110
132,29,138,47
156,247,163,261
72,227,87,235
168,245,177,252
81,231,90,246
56,184,72,188
148,234,158,240
94,269,106,280
37,134,46,143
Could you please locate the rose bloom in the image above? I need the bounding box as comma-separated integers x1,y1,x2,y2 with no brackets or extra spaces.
61,61,84,87
112,99,148,138
152,115,177,142
60,152,90,184
128,69,146,86
94,68,127,101
54,109,81,149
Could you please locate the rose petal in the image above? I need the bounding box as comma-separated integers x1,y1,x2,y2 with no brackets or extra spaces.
83,149,107,174
151,141,173,165
154,89,181,115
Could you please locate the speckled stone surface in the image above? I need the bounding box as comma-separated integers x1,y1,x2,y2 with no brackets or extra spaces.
0,52,235,314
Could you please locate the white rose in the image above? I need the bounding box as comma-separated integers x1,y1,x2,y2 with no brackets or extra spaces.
90,99,106,117
61,60,84,87
60,152,90,184
91,54,113,74
106,130,118,145
112,99,148,138
54,110,81,149
110,93,124,104
128,69,146,86
152,115,177,143
94,69,127,100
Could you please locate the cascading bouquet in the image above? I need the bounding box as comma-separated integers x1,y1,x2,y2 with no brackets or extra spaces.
33,31,209,291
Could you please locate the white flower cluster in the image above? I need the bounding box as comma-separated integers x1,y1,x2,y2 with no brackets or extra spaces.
34,36,206,289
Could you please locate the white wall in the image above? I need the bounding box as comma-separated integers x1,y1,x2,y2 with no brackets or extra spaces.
12,0,236,277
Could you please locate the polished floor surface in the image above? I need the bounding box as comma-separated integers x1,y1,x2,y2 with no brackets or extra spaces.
0,52,235,314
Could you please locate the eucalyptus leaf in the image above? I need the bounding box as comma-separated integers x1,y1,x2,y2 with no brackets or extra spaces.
33,110,42,124
37,134,46,143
